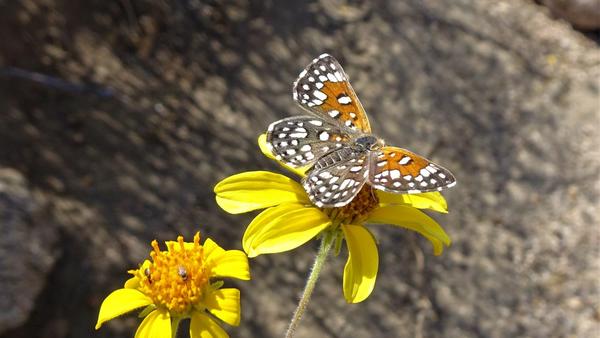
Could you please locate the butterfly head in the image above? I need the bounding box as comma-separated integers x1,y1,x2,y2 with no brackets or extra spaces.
354,135,384,152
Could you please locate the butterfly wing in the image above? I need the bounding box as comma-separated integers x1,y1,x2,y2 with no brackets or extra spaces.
368,146,456,193
293,54,371,133
266,116,352,168
303,147,369,207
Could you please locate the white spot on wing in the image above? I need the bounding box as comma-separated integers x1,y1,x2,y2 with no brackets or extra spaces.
337,95,352,105
313,90,327,100
319,172,332,179
399,156,411,165
319,131,329,141
329,110,340,118
426,165,437,174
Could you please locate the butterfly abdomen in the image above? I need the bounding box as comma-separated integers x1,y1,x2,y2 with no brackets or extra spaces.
312,147,365,171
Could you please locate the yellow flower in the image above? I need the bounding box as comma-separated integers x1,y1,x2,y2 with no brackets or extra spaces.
214,135,451,303
96,232,250,338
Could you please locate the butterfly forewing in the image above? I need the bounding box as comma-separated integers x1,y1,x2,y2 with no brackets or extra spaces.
368,146,456,194
293,54,371,133
303,147,369,207
266,116,351,168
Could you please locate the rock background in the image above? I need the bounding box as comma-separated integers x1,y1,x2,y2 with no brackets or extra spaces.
540,0,600,30
0,0,598,337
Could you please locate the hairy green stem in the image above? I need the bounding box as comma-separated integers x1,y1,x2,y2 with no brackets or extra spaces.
285,231,334,338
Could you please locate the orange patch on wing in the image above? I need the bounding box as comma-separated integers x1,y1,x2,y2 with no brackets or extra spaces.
378,147,429,177
318,81,371,132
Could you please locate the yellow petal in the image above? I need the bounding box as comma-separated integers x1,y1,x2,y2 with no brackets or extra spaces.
134,308,171,338
124,276,140,289
214,171,310,214
258,134,310,176
190,313,229,338
204,238,250,280
242,203,306,253
242,203,331,257
341,224,379,303
203,237,225,258
366,205,451,255
95,288,153,329
204,288,241,326
376,191,448,213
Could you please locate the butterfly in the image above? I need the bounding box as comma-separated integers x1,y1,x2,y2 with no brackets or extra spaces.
266,54,456,208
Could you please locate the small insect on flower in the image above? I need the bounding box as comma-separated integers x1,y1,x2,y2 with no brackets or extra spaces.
266,53,456,208
95,232,250,338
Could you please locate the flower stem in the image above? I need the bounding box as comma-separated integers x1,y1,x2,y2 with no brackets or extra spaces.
171,317,181,338
285,231,334,338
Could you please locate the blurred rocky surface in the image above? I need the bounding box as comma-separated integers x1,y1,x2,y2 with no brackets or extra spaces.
540,0,600,30
0,168,57,334
0,0,598,338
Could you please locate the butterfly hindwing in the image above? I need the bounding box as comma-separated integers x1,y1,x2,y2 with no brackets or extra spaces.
302,147,369,207
293,54,371,133
266,116,351,168
368,146,456,194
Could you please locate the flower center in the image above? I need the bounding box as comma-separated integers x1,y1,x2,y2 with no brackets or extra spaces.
327,186,379,225
135,233,209,315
